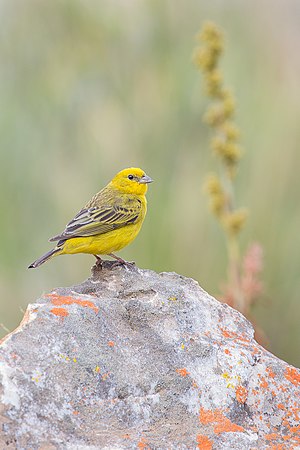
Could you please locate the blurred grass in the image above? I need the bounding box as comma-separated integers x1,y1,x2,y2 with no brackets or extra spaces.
0,0,300,366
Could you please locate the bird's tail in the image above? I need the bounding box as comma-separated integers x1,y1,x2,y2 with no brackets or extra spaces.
28,247,62,269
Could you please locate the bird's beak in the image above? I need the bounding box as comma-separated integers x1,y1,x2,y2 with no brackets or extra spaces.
139,174,153,184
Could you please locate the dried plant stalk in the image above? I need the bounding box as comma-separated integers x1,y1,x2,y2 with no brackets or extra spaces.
193,22,263,318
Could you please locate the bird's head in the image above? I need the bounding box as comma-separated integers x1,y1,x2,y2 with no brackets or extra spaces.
110,167,153,195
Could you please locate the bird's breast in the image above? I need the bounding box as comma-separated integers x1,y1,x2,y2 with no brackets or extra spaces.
61,218,144,256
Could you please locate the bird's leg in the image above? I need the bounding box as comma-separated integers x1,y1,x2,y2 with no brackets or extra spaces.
93,255,103,269
108,253,135,267
108,253,126,264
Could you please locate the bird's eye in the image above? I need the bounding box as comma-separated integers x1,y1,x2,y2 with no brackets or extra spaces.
128,174,134,180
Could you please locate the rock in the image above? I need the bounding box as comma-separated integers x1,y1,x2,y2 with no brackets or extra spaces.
0,262,299,449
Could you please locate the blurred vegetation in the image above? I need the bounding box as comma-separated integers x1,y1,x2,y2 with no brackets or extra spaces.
194,22,250,312
194,22,265,348
0,0,300,367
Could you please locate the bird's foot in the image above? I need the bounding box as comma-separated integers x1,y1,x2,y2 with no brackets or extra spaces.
108,253,136,268
93,255,103,270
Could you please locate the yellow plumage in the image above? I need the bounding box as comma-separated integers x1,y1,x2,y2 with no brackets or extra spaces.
60,221,144,256
29,168,153,268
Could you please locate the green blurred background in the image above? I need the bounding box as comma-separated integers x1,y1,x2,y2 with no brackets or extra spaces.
0,0,299,366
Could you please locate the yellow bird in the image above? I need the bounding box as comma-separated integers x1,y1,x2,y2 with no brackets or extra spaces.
29,167,153,268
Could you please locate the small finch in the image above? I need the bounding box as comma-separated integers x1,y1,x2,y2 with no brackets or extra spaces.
29,167,153,268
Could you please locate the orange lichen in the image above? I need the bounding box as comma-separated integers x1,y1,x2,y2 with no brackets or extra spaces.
72,410,79,415
265,433,279,440
199,407,215,424
47,293,99,313
266,367,276,378
252,388,258,396
220,327,250,343
50,307,69,317
258,374,268,389
292,408,300,422
235,385,248,404
199,407,244,434
284,367,300,386
214,417,244,434
196,434,213,449
224,348,231,355
251,346,260,354
137,437,150,449
283,434,292,441
123,434,131,439
176,368,190,377
108,341,115,347
279,385,287,393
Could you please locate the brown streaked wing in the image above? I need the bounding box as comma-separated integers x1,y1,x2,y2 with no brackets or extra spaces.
49,202,141,242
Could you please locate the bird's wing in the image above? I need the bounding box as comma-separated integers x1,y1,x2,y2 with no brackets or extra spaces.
49,201,141,242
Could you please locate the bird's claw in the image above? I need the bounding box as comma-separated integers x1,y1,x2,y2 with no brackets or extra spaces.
111,259,135,269
93,255,103,270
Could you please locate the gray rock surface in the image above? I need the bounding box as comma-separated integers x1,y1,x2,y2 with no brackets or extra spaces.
0,262,299,449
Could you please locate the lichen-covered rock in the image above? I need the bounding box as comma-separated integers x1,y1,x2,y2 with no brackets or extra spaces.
0,262,299,449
